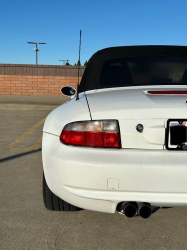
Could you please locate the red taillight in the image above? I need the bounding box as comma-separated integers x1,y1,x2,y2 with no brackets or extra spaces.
103,132,120,148
61,131,86,146
60,121,121,148
144,90,187,96
85,131,103,147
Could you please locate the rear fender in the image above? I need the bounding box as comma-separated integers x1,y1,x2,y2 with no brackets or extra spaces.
43,93,91,136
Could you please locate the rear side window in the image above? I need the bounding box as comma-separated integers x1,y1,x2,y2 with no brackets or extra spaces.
100,57,187,88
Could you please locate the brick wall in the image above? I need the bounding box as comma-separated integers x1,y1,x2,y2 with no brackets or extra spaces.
0,75,81,96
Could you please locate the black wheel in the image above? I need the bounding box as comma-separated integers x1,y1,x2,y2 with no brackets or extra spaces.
43,173,81,211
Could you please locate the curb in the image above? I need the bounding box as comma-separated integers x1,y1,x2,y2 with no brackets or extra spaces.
0,104,58,111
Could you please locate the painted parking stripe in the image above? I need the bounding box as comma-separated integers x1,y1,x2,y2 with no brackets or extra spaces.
30,136,43,150
3,118,45,150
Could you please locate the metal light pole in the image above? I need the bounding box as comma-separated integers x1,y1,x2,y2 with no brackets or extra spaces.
27,42,46,65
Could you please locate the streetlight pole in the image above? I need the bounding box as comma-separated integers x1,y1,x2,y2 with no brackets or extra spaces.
27,42,46,65
35,43,38,65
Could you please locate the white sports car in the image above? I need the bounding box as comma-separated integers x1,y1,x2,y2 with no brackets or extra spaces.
42,46,187,219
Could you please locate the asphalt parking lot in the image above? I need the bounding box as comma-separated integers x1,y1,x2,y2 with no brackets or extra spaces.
1,109,187,250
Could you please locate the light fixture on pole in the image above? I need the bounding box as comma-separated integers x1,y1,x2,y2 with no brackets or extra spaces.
27,42,46,65
59,60,70,65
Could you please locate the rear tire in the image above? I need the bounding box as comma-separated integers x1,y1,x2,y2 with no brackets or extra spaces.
43,173,81,211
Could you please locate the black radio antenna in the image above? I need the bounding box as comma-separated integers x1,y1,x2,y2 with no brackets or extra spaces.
76,30,82,101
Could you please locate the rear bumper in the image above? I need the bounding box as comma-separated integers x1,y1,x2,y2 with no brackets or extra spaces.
42,132,187,213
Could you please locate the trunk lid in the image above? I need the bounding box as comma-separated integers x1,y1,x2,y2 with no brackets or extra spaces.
86,86,187,149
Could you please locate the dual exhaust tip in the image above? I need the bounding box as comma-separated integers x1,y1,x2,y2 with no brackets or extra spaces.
119,202,152,219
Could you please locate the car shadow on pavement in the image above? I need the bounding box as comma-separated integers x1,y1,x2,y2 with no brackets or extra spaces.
0,148,41,163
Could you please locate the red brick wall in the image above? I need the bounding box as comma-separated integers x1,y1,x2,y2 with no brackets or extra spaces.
0,75,80,96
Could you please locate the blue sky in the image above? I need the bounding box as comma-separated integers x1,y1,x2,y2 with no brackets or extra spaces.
1,0,187,65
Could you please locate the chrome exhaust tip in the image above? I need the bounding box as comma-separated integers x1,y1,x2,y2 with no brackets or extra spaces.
121,202,138,218
139,204,152,219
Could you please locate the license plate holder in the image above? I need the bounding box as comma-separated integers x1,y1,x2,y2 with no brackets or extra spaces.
165,119,187,150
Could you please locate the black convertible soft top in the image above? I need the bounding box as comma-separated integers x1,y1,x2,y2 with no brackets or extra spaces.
79,45,187,93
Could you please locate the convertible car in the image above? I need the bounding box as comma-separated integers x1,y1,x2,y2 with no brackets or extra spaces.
42,45,187,219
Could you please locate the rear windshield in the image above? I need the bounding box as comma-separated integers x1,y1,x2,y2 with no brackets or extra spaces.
100,57,187,88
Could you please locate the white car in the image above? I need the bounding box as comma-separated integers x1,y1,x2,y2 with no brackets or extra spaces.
42,45,187,219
